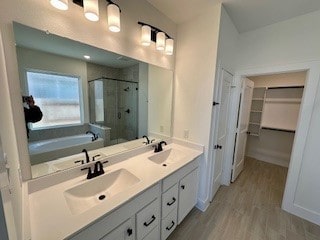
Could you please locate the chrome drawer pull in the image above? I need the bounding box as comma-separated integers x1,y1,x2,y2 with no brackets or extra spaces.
166,221,175,231
166,197,176,206
143,215,156,227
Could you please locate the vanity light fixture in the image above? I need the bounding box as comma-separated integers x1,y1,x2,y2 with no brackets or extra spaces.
107,0,121,32
156,32,165,51
70,0,121,32
138,22,174,54
50,0,69,10
141,25,151,46
165,38,174,55
83,0,99,22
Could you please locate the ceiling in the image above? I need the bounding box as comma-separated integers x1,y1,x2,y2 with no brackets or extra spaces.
147,0,320,33
13,23,139,68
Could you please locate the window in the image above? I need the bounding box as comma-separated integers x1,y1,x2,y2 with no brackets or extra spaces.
26,71,82,129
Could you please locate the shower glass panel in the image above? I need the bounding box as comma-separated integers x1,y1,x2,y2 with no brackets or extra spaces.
89,78,138,146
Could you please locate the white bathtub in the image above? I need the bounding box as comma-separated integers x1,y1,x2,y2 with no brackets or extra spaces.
29,134,104,165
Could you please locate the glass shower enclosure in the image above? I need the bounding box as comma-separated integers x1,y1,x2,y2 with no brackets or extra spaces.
89,77,138,146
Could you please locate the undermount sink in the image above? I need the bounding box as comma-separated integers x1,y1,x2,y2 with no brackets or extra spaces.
148,148,186,166
64,168,140,215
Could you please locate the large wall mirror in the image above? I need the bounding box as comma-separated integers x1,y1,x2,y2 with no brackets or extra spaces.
13,22,173,179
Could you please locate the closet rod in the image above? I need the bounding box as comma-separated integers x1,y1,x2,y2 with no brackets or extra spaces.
261,127,295,133
267,86,304,90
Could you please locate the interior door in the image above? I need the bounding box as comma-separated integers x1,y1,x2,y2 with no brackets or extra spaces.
231,78,254,182
211,70,233,199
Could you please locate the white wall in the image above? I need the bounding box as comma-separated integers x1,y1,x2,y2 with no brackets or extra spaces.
246,72,306,167
217,7,239,73
234,10,320,225
236,10,320,70
249,72,306,88
173,3,222,210
148,65,173,137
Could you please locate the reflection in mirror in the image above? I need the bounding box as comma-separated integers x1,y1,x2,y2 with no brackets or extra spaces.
13,22,173,178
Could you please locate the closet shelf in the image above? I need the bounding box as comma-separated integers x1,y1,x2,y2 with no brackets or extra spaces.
250,110,262,113
264,98,301,103
248,133,259,137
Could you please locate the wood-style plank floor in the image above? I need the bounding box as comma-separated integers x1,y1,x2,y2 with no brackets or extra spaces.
168,158,320,240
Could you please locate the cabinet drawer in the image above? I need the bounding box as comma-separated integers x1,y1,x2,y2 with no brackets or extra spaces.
136,198,160,240
101,217,135,240
161,210,177,240
162,184,178,218
142,226,160,240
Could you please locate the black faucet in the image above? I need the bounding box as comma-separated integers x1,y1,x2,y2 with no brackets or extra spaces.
81,160,108,179
142,135,150,144
86,131,98,141
94,161,104,176
143,135,155,145
82,149,90,163
154,141,167,153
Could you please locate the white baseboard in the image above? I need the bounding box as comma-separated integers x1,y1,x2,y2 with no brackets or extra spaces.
196,197,209,212
282,201,320,226
246,149,290,168
211,173,221,199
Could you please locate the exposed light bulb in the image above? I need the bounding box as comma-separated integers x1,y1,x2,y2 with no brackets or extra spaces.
141,25,151,46
156,32,165,51
84,0,99,22
107,4,121,32
165,39,174,55
84,55,91,59
50,0,68,10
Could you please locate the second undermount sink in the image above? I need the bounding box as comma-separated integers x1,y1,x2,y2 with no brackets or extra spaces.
64,168,140,215
148,148,186,166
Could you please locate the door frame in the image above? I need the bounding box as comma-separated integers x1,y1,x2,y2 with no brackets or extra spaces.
222,61,320,225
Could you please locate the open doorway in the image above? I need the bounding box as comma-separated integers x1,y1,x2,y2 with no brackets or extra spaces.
229,71,307,203
246,72,306,167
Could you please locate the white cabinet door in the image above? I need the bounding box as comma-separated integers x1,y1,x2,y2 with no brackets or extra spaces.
101,218,135,240
177,168,199,224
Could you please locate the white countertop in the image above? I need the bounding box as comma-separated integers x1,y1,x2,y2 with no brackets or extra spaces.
28,142,203,240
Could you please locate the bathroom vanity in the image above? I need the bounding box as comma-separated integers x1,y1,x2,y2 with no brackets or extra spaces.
27,140,203,240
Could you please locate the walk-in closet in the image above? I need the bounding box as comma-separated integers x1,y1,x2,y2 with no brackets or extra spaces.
246,71,306,167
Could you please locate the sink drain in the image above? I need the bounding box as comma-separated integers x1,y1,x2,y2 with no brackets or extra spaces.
98,195,106,200
162,164,167,167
